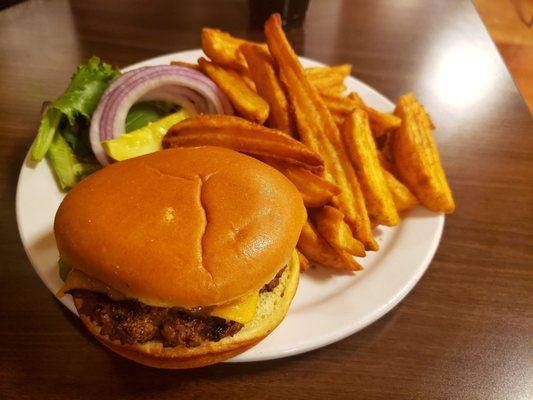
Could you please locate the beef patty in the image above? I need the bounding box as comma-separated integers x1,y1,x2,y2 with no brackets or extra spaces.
69,267,285,348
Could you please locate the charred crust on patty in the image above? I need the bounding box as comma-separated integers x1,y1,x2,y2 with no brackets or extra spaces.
68,267,285,347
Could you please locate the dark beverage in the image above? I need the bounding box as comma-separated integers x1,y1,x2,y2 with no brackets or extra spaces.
248,0,310,28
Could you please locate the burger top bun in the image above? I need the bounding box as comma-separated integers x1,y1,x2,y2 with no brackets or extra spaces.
55,146,306,308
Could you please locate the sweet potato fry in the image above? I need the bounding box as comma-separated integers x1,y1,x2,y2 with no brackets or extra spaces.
348,93,401,137
240,43,292,135
201,28,249,73
265,14,377,250
342,109,399,226
163,115,324,172
201,28,269,73
390,93,455,213
306,65,351,95
321,93,357,115
170,61,200,71
281,167,341,207
314,84,347,97
261,157,340,207
382,168,418,212
321,94,355,127
198,57,269,124
297,220,362,272
322,92,401,138
238,70,257,92
306,64,352,81
296,249,310,272
312,206,366,257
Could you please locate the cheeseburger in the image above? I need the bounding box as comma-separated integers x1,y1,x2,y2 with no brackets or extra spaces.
55,146,306,368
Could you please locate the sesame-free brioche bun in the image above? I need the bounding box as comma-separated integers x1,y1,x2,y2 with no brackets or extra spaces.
54,146,306,307
75,251,300,369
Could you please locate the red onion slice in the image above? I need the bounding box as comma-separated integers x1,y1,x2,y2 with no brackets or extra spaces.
142,87,211,115
90,65,233,165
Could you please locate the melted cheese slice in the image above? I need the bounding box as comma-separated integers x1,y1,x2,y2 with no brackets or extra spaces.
57,269,127,301
210,291,259,324
58,269,260,324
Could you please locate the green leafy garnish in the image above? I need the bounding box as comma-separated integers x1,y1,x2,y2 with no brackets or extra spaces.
30,56,120,162
61,121,93,158
47,133,78,190
51,57,121,125
46,131,100,191
31,108,63,162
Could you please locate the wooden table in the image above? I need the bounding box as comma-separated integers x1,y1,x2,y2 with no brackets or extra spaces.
1,1,531,399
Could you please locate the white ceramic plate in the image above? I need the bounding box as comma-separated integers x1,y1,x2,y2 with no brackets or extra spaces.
16,50,444,362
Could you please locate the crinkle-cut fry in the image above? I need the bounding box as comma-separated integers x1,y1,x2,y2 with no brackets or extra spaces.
305,64,352,81
240,43,293,135
342,109,399,226
312,206,366,257
198,57,269,124
321,94,355,127
170,61,200,70
391,93,455,213
307,75,344,89
297,220,362,272
323,92,401,138
163,115,324,172
282,167,341,207
261,157,340,207
314,84,347,97
306,65,351,95
296,249,310,272
321,93,357,115
265,13,378,251
348,93,401,137
382,168,418,213
321,94,352,114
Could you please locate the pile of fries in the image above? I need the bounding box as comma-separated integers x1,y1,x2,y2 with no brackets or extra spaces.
164,14,455,273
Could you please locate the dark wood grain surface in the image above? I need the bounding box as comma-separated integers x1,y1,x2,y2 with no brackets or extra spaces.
1,1,531,399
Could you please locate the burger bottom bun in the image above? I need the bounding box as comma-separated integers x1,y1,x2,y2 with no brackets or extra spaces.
75,251,300,369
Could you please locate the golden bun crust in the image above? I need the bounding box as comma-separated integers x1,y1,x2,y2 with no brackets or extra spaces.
55,147,306,307
75,251,300,369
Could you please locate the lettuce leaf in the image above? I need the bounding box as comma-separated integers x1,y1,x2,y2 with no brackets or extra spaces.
47,129,100,191
30,56,120,161
31,108,62,162
61,120,93,157
46,132,78,190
